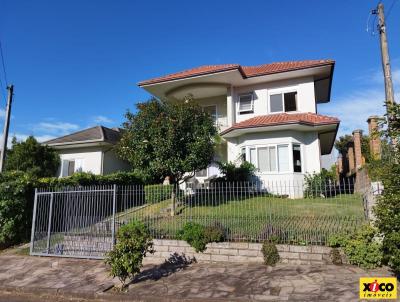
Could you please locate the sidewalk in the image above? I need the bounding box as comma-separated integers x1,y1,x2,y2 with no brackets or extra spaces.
0,249,395,302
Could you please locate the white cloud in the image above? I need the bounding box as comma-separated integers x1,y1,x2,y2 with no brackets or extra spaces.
92,115,113,124
0,108,5,119
35,122,79,136
320,67,400,137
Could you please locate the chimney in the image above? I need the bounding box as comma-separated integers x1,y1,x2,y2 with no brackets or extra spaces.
367,116,381,159
352,129,363,169
347,142,355,175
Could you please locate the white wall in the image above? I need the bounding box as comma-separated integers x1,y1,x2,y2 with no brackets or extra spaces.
57,145,131,177
57,146,103,177
233,76,316,123
225,130,321,185
102,148,131,174
195,95,228,130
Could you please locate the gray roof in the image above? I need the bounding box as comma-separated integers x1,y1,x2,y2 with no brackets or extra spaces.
44,126,122,146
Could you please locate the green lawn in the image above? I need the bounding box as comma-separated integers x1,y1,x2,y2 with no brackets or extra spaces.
116,193,366,246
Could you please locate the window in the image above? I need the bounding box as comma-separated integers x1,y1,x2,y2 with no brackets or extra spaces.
292,144,302,172
249,148,257,166
195,168,208,177
239,93,253,114
61,159,84,177
277,145,289,172
240,147,246,162
270,91,297,113
243,143,300,173
203,105,217,123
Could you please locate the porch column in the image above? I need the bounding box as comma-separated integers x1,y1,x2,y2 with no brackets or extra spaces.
367,115,381,159
352,129,363,169
227,85,235,127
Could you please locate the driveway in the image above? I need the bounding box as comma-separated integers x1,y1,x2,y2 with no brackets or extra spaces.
0,250,396,302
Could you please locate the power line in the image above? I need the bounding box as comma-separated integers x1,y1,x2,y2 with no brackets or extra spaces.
386,0,398,20
0,40,8,87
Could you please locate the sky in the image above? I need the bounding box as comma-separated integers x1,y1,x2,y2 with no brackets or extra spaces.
0,0,399,159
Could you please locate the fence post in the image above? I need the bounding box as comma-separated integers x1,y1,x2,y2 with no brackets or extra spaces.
111,184,117,248
46,192,54,254
29,188,38,255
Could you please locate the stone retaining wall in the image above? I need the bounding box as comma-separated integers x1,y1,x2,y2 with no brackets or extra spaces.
144,239,334,265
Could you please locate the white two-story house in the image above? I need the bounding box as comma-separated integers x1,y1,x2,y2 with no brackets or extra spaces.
138,60,339,190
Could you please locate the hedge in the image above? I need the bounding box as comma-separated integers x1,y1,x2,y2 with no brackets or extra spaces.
144,184,173,204
0,171,37,248
38,171,144,187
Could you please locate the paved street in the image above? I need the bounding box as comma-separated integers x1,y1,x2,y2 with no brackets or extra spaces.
0,252,396,302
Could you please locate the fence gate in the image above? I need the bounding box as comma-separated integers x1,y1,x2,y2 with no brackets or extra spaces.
30,185,117,259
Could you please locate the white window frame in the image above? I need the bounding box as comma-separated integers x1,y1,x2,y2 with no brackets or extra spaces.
202,105,218,125
268,87,298,114
241,142,303,174
238,93,254,114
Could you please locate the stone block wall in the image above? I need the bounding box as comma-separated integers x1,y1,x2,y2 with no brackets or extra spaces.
143,240,334,265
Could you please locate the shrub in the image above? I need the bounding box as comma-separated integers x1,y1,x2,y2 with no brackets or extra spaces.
39,171,144,187
203,223,226,243
144,184,173,204
105,220,154,286
177,222,207,253
261,241,280,266
0,171,37,248
177,222,225,253
328,225,383,269
214,161,256,182
304,169,336,198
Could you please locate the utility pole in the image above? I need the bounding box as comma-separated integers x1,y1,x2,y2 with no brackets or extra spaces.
374,3,396,106
0,85,14,173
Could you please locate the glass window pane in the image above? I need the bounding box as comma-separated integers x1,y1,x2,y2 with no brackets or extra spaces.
204,105,217,123
239,94,253,113
240,147,246,162
257,147,269,172
270,94,283,112
268,146,277,171
284,92,297,112
249,148,257,167
293,144,302,172
278,145,289,172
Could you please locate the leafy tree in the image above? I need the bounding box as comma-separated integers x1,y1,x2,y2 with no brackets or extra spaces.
117,98,217,184
334,135,352,155
374,102,400,274
5,136,60,177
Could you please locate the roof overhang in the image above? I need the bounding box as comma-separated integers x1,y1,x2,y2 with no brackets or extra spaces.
222,122,339,155
44,140,114,150
139,62,334,103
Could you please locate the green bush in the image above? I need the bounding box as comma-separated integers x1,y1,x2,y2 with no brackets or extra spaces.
39,171,144,187
304,168,336,198
261,241,280,266
214,161,256,182
144,184,173,204
203,223,225,243
0,171,37,248
177,222,207,252
105,221,154,286
177,222,225,253
328,225,383,269
330,248,342,265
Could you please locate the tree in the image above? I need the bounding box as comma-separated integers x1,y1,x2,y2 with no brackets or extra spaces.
334,135,352,155
5,136,60,177
117,98,217,183
374,102,400,274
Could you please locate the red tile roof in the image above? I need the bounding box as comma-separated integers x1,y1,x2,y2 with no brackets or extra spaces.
138,60,334,86
220,113,339,136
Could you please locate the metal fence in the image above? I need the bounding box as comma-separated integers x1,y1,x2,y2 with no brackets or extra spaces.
30,179,368,259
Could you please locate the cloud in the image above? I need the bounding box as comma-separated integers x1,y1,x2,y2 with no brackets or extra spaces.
0,108,4,119
92,115,113,124
34,122,80,136
320,67,400,137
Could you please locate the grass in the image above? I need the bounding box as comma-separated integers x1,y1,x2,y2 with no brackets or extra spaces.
116,193,365,245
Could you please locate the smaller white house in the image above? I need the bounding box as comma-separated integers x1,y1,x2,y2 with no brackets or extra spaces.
43,126,131,177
